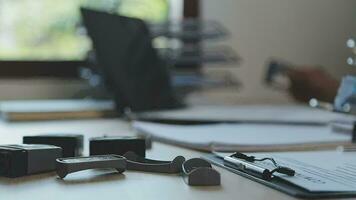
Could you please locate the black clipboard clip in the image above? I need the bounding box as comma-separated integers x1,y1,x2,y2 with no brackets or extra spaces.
223,152,295,181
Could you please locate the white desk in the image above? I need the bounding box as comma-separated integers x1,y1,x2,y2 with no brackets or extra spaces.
0,119,348,200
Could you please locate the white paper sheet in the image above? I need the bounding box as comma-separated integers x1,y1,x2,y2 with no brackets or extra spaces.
231,151,356,192
133,121,351,151
136,105,356,125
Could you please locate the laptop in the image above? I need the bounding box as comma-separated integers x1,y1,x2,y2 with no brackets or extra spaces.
81,8,182,114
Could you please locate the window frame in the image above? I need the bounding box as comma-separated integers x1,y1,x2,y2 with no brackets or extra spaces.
0,0,200,78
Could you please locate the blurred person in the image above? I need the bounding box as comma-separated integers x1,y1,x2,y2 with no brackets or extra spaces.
286,67,339,103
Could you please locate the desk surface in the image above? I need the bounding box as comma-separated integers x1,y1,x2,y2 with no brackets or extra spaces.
0,119,349,200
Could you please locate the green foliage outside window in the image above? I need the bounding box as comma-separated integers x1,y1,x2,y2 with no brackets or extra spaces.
0,0,168,60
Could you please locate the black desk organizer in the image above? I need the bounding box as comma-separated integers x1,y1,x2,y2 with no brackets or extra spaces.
204,154,356,199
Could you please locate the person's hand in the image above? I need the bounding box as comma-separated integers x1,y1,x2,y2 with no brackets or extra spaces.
286,68,339,103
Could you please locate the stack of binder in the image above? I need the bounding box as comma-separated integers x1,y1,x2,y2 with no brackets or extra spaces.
149,19,229,42
149,19,241,96
0,99,117,121
157,46,238,66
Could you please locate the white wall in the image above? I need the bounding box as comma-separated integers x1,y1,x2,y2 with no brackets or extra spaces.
169,0,183,20
201,0,356,104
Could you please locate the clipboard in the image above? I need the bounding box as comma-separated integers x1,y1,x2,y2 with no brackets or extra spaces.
204,154,356,199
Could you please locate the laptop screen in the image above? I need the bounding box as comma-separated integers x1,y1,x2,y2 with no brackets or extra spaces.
81,8,182,113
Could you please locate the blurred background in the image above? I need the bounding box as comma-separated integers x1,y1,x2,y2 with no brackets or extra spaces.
0,0,355,105
0,0,169,60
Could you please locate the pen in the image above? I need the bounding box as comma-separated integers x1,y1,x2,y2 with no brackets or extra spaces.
224,156,272,180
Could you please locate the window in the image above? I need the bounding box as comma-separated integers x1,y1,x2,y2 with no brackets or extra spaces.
0,0,169,61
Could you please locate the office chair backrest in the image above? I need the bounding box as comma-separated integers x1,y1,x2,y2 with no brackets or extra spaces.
81,8,181,113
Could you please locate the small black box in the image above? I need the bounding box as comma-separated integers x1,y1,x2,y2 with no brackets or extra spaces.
0,144,62,178
90,136,145,157
23,134,83,157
